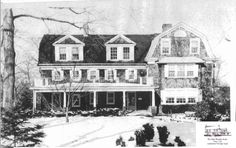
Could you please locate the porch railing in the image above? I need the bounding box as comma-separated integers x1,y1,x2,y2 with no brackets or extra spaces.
33,76,153,87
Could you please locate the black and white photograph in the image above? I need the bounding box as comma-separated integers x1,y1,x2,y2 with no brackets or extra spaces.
0,0,235,147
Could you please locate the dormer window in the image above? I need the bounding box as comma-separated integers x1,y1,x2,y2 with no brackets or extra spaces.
72,47,79,60
190,38,200,54
53,35,85,61
161,38,171,55
105,34,136,61
59,47,66,60
110,47,117,60
123,47,130,59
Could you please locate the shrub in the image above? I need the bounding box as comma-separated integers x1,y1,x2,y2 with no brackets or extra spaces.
128,136,135,141
143,123,154,141
174,136,186,146
134,129,146,146
156,126,170,146
162,105,196,114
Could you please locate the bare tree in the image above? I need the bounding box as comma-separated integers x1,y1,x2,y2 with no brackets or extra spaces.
40,64,89,123
1,7,94,109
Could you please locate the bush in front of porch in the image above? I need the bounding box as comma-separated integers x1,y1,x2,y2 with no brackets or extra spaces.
162,104,196,114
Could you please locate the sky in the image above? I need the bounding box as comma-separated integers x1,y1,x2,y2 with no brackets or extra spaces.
1,0,236,85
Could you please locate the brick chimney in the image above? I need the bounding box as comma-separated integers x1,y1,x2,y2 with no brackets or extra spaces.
162,24,172,32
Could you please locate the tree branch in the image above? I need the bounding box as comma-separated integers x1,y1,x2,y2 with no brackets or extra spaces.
13,14,83,30
49,7,91,15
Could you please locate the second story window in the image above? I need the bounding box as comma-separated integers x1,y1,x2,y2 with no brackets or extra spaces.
107,70,114,80
90,70,97,80
190,38,200,54
72,70,80,79
72,47,79,60
168,65,175,77
110,47,117,59
129,69,135,79
123,47,130,59
161,38,171,55
177,65,185,77
165,64,198,78
54,71,61,81
59,47,66,60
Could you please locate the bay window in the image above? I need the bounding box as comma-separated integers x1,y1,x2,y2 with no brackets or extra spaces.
176,98,186,103
188,97,196,103
166,97,175,103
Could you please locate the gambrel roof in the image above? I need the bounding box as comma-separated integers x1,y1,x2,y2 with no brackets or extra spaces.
38,34,156,65
145,22,216,62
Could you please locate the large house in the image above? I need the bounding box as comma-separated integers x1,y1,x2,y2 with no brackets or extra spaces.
31,22,216,113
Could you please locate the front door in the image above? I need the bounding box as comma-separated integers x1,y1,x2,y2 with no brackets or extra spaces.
127,92,136,110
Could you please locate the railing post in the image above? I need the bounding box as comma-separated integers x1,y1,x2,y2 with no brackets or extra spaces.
152,90,155,107
63,91,66,108
93,91,97,108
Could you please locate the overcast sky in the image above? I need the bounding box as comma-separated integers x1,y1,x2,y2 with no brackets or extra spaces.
1,0,236,84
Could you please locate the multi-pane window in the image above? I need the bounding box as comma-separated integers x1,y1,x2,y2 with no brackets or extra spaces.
59,47,66,60
129,70,135,79
108,70,114,80
166,97,175,103
90,70,96,80
73,70,80,79
54,71,61,80
176,98,186,103
166,64,197,78
168,65,175,77
161,38,171,54
107,92,115,105
177,65,185,77
123,47,130,59
188,98,196,103
190,38,200,54
72,47,79,60
186,64,194,77
72,94,81,107
110,47,117,59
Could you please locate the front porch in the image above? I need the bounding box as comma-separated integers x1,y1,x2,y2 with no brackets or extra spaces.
32,89,157,112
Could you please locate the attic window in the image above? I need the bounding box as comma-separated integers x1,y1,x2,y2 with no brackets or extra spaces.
72,47,79,60
123,47,130,59
110,47,117,59
59,47,66,60
161,38,171,55
190,38,200,54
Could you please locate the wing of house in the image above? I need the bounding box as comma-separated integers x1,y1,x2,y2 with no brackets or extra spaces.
31,22,216,113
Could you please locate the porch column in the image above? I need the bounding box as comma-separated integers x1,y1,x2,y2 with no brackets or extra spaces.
93,91,97,108
33,91,36,113
123,91,126,109
152,90,155,107
63,91,66,108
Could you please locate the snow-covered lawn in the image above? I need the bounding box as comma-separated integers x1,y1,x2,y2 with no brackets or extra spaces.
29,115,196,147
